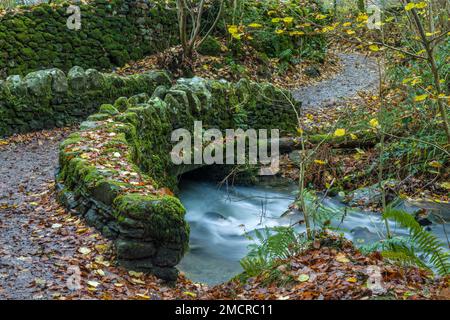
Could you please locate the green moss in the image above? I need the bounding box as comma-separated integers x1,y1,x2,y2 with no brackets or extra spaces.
113,194,189,245
99,104,119,116
197,36,222,56
114,96,130,112
87,113,111,122
1,0,178,76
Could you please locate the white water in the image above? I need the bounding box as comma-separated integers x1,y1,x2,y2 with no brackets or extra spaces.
178,179,450,285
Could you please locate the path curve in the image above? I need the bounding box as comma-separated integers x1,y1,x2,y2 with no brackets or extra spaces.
292,53,379,108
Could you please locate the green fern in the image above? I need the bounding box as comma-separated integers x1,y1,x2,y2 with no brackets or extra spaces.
240,227,306,278
382,209,450,276
380,242,430,270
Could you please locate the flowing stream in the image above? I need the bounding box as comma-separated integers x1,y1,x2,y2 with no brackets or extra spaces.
178,179,450,285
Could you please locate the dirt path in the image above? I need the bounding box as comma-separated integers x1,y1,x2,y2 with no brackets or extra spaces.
0,129,204,299
292,53,379,108
0,130,72,299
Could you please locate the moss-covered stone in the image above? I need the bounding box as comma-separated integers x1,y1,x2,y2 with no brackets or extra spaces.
56,76,300,280
0,0,179,78
197,36,222,56
0,67,172,137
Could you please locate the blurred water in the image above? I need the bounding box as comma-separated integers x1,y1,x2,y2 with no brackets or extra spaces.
177,180,298,285
178,180,450,285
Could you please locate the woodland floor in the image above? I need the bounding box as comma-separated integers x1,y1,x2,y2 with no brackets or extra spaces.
0,53,447,300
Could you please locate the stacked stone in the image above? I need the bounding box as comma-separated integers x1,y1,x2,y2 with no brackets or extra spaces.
56,76,300,281
0,66,171,136
0,0,178,77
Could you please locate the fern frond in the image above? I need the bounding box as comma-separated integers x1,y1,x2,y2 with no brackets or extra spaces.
240,226,307,278
383,208,450,276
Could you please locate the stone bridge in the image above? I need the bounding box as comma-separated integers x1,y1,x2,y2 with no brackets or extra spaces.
1,66,300,280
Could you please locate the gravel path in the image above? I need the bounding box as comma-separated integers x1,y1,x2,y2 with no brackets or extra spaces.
292,53,380,108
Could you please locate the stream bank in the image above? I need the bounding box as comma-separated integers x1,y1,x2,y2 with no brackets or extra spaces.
177,177,450,285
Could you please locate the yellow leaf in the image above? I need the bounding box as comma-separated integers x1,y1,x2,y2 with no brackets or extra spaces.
428,161,442,169
368,44,380,52
296,127,304,135
405,3,416,11
411,77,422,85
346,30,356,35
336,253,350,263
414,94,428,102
135,293,150,300
415,2,428,9
95,244,108,253
87,280,100,288
316,14,327,20
346,277,358,283
402,78,413,84
275,29,284,34
350,133,358,140
369,118,379,128
356,13,368,22
227,25,238,34
248,23,262,28
0,140,8,146
271,17,282,23
131,278,146,285
440,182,450,190
183,291,197,298
95,269,105,276
314,159,327,165
322,26,335,33
297,274,310,282
128,270,143,277
334,128,346,137
79,247,92,255
289,31,305,36
343,22,352,27
283,17,294,23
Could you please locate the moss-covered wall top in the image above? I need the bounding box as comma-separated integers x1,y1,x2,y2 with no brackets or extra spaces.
0,0,178,77
0,66,172,137
57,76,300,280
